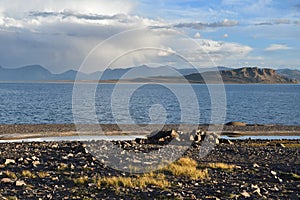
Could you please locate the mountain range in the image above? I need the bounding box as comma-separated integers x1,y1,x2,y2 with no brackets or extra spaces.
0,65,232,81
0,64,299,84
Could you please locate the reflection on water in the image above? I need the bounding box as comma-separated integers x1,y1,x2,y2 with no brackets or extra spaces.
0,135,146,143
221,135,300,140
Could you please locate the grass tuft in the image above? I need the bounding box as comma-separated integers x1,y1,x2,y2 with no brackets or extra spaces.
137,173,170,188
97,172,170,189
95,157,209,190
162,157,209,180
37,171,50,178
292,173,300,180
21,170,36,178
4,170,17,179
206,162,238,170
98,176,133,188
175,157,198,167
73,176,89,185
6,196,18,200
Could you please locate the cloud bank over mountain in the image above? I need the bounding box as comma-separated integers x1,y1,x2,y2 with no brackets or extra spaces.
0,0,299,72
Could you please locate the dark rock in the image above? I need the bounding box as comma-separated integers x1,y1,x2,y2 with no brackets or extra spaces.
135,138,145,144
219,138,234,145
193,130,205,143
276,143,285,148
146,130,179,143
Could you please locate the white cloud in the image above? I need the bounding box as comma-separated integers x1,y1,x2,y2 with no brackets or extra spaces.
194,32,201,38
158,47,176,57
1,0,296,71
199,39,252,55
265,44,292,51
169,38,253,67
0,0,169,72
0,0,134,17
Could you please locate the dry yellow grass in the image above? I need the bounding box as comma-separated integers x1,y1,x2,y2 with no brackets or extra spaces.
175,157,198,167
137,173,170,188
4,170,17,179
37,171,50,178
73,176,89,185
292,173,300,180
206,162,238,170
5,196,18,200
283,143,300,148
21,170,36,178
162,157,209,180
96,157,208,190
99,176,133,188
97,172,170,189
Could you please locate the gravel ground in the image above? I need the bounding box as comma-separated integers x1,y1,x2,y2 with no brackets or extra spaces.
0,138,299,199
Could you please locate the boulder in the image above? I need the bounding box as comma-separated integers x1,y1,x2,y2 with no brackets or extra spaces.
194,134,201,143
147,130,179,143
192,130,205,143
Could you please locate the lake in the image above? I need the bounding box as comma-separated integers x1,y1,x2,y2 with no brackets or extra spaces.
0,83,299,125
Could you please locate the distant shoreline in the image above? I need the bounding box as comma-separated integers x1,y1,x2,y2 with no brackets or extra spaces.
0,80,299,84
1,66,299,83
0,124,300,141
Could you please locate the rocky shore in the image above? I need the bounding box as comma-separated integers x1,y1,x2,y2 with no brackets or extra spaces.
1,123,300,134
0,133,299,199
0,123,300,141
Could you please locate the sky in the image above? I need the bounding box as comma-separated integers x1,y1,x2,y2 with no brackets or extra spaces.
0,0,299,73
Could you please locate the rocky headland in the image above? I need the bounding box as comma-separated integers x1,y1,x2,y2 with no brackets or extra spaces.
186,67,298,84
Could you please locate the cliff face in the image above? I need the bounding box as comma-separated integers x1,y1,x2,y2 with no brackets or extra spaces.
186,67,298,84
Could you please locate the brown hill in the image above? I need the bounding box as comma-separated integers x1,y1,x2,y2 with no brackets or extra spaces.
186,67,298,84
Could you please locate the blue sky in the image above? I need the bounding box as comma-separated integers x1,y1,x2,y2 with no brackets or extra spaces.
0,0,299,72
